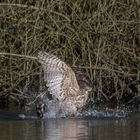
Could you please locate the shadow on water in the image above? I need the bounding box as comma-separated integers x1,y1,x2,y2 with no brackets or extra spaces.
0,111,140,140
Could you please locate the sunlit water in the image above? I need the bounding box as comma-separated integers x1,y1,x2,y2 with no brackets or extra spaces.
0,109,140,140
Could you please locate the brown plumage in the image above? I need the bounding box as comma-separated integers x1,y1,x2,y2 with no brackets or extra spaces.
36,51,92,118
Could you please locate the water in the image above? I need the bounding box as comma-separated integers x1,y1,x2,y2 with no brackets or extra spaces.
0,110,140,140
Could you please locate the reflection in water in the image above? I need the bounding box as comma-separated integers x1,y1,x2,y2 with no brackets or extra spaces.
0,113,140,140
37,119,89,140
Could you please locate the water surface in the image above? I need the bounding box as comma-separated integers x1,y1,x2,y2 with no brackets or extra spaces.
0,112,140,140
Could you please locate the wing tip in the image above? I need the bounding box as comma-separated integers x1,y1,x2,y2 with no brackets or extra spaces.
38,51,51,62
38,51,46,59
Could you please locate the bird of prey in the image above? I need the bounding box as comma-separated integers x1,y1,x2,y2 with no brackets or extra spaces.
36,51,92,118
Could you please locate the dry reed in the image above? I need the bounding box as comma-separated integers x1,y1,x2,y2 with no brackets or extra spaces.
0,0,140,109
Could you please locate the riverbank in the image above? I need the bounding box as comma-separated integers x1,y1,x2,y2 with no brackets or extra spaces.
0,0,140,111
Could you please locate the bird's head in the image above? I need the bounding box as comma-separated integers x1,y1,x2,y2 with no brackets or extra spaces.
72,67,92,92
78,74,92,92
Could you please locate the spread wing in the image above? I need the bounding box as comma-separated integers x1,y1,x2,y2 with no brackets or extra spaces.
38,51,80,101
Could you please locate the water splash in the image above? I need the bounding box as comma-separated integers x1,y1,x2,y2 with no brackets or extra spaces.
75,109,129,118
37,109,130,118
0,105,128,120
18,108,129,119
18,114,37,120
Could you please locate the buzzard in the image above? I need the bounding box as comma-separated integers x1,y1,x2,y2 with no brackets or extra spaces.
36,51,92,118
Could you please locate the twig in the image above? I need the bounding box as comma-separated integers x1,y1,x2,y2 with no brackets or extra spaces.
76,66,138,77
26,92,46,106
0,52,37,60
123,95,140,106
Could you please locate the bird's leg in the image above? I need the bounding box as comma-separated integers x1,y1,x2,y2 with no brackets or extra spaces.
35,94,46,118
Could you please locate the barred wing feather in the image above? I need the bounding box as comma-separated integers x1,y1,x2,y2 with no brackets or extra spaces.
38,51,80,101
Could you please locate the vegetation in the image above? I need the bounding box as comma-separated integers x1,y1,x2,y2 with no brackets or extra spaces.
0,0,140,110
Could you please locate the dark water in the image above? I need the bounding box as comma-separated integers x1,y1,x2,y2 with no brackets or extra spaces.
0,111,140,140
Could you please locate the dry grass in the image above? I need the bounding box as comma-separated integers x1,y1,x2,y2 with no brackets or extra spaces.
0,0,140,109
